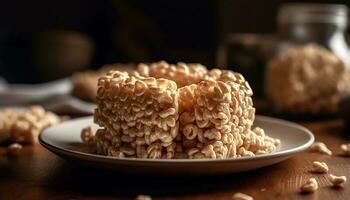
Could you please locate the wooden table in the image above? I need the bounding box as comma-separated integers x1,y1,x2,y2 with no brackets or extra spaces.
0,118,349,200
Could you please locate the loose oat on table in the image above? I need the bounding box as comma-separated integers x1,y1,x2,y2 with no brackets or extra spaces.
135,194,152,200
7,143,22,155
340,143,350,156
311,161,328,173
329,174,347,187
86,61,280,159
232,192,253,200
310,142,332,155
0,106,64,144
300,178,318,193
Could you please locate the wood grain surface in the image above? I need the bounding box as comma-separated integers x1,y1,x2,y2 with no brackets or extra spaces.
0,119,349,200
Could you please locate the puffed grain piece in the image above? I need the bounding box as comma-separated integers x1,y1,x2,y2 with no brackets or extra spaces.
329,174,347,187
340,143,350,156
300,178,318,193
7,143,23,155
311,161,328,173
135,195,152,200
81,126,94,143
232,192,253,200
310,142,332,155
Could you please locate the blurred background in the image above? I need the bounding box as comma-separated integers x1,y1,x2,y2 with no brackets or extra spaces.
0,0,349,83
1,0,350,121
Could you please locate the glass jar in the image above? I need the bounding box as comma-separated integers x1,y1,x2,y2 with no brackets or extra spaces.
264,3,350,116
217,33,276,97
276,3,350,68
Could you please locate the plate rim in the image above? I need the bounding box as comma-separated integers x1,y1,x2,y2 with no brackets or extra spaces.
39,115,315,164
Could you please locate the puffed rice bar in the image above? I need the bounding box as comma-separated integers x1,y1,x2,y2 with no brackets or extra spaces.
135,195,152,200
91,61,280,159
177,70,280,158
7,143,23,155
94,70,179,158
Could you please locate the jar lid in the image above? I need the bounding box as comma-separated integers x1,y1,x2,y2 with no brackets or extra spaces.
278,3,348,27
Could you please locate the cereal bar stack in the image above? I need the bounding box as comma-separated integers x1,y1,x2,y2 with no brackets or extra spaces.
91,61,280,159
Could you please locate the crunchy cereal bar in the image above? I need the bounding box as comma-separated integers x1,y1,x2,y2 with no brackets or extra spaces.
177,70,279,158
94,71,179,158
89,61,280,159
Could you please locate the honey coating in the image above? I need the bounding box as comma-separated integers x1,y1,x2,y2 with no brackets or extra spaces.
87,61,280,159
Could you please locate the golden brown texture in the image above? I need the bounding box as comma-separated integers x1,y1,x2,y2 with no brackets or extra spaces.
88,61,280,159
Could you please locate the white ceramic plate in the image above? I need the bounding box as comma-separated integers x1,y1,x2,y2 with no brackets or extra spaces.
39,115,314,175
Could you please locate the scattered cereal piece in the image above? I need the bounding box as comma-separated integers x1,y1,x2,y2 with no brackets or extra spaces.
310,142,332,155
81,126,94,143
340,143,350,156
311,161,328,173
135,194,152,200
260,188,266,192
300,178,318,193
329,174,347,187
232,192,253,200
7,143,22,155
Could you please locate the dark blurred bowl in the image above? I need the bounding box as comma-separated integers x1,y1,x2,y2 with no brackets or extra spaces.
32,30,94,81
